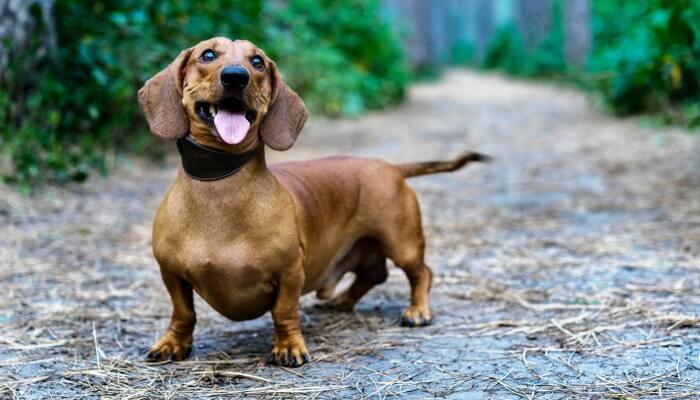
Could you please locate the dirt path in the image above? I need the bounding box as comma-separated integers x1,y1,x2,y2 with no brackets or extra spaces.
2,70,700,399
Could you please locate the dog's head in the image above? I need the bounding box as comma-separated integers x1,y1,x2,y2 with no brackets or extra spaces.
138,37,308,152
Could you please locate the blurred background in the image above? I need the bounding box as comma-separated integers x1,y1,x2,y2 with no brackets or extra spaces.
2,3,700,397
0,0,698,190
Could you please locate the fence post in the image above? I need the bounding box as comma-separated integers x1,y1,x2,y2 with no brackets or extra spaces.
515,0,551,50
563,0,591,66
474,0,494,63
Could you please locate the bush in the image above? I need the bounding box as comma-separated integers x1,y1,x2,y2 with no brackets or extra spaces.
589,0,700,126
0,0,408,188
264,0,408,116
480,0,700,127
483,1,565,77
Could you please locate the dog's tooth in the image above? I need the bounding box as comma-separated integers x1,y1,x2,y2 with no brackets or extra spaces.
210,104,216,116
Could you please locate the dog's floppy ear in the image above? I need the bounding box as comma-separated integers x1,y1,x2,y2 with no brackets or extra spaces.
138,48,193,139
259,62,309,151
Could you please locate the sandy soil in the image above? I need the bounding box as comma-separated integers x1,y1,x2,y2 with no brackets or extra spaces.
2,70,700,399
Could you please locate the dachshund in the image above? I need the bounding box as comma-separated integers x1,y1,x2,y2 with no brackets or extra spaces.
138,37,489,367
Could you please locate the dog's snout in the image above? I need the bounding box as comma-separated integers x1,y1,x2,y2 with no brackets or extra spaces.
221,66,250,90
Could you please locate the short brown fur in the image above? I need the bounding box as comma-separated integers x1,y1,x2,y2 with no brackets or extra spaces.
139,37,488,367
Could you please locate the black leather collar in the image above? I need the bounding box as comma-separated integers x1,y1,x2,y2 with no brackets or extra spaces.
176,135,257,181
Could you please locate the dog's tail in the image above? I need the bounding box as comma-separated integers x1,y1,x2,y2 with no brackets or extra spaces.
396,152,492,178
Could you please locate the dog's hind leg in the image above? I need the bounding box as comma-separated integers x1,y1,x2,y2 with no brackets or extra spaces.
380,185,433,327
315,242,363,301
324,237,388,311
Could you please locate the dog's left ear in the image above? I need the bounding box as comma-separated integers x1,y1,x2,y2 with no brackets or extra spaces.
138,47,193,139
260,62,309,151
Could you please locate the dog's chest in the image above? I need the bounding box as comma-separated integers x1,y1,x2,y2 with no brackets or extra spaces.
151,183,300,320
153,223,287,320
154,203,297,273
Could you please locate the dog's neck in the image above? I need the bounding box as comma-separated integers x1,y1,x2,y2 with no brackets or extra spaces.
176,135,260,181
176,138,277,203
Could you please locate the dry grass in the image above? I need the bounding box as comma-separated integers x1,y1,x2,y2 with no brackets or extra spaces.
1,70,699,399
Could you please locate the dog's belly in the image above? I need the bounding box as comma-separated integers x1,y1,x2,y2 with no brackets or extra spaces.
304,238,356,292
186,260,277,321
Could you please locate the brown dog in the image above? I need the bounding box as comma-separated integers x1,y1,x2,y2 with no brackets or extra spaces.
138,37,489,367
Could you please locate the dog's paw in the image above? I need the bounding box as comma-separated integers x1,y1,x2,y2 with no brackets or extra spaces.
400,305,432,327
145,330,193,362
266,335,311,368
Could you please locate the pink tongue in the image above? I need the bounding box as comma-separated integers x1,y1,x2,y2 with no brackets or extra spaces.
214,110,250,144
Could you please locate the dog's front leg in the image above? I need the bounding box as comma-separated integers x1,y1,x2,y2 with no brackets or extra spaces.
146,271,196,362
267,256,310,367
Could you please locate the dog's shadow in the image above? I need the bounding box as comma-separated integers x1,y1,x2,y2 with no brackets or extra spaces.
188,298,406,362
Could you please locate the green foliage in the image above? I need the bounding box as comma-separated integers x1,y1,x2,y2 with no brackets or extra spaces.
483,1,566,77
451,40,475,66
483,27,565,77
480,0,700,127
589,0,700,125
264,0,408,116
1,0,408,188
482,26,524,73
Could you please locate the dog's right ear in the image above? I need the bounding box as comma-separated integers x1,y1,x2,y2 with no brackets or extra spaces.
138,48,193,139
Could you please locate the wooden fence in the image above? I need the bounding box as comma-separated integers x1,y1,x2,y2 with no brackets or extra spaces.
384,0,591,69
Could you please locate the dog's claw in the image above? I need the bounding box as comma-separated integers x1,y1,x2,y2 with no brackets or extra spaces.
268,343,310,367
400,306,432,328
146,330,193,362
268,331,309,367
400,316,432,327
279,354,288,366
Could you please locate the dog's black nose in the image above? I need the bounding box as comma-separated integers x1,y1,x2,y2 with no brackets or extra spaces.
221,66,249,90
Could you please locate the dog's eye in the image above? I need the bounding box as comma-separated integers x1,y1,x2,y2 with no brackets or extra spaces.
250,55,264,71
200,49,217,63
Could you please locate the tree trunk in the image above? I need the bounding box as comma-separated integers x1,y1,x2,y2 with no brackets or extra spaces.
515,0,551,50
474,0,494,63
563,0,591,66
0,0,55,81
429,0,452,65
388,0,432,69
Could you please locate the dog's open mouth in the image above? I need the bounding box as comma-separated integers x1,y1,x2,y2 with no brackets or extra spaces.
195,98,257,145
